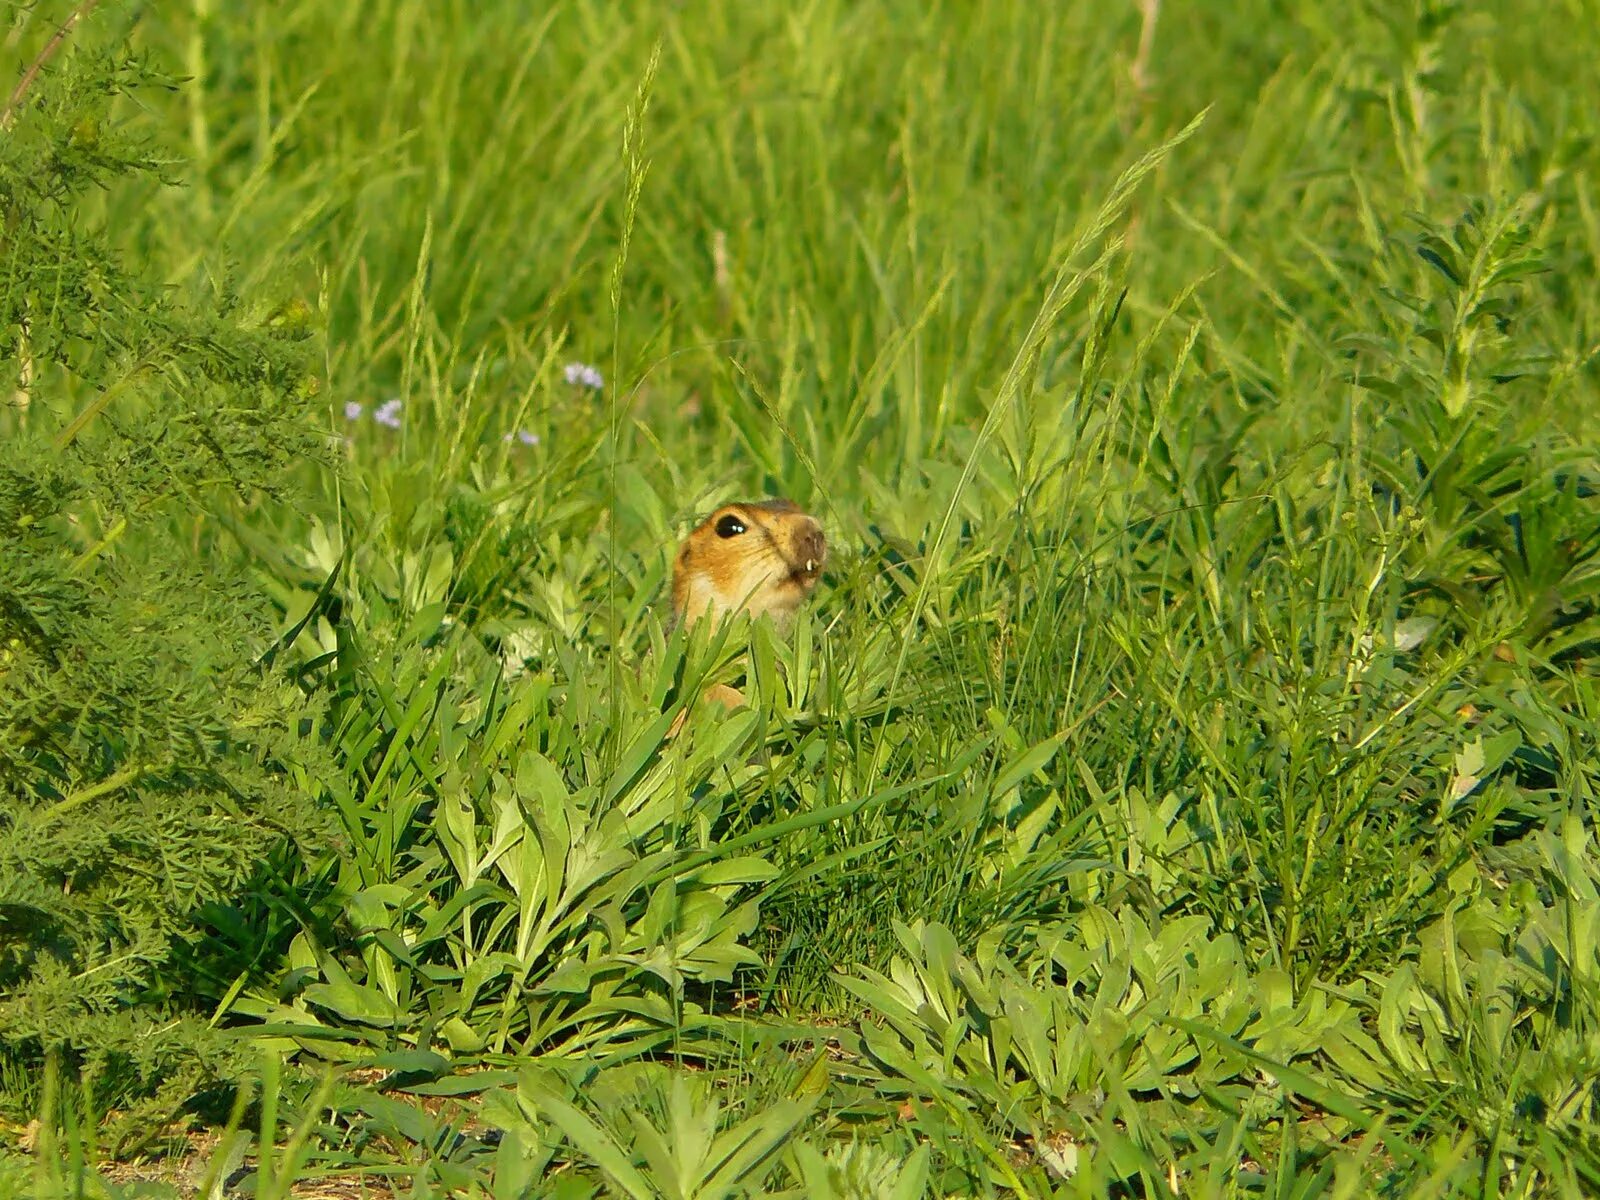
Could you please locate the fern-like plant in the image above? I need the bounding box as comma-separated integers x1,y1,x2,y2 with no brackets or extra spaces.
0,2,326,1133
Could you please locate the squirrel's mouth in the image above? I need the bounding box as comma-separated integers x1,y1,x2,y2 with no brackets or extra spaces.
784,553,824,589
779,522,827,591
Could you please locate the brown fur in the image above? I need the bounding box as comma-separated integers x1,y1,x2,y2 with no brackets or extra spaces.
666,498,826,733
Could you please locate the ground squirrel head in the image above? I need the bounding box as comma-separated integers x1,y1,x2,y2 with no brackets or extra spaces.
671,499,827,631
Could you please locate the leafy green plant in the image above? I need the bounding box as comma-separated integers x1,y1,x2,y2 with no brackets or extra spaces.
1347,195,1600,657
1346,812,1600,1191
834,915,1368,1177
235,519,1031,1076
518,1063,814,1200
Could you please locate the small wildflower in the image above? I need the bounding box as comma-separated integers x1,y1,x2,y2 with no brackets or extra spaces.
501,429,541,446
373,398,403,429
563,362,603,390
344,401,364,421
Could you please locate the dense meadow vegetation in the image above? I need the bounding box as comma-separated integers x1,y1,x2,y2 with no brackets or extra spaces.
3,0,1599,1194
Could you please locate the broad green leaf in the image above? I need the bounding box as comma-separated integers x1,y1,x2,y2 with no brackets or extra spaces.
302,978,401,1028
517,1084,656,1200
992,730,1070,797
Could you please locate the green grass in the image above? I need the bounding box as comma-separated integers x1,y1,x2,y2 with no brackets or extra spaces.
5,0,1600,1194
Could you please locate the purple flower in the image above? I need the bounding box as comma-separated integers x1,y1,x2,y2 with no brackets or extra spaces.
344,401,364,421
373,398,403,429
563,362,603,390
501,429,541,446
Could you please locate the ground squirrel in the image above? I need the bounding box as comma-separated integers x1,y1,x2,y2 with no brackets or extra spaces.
667,498,826,729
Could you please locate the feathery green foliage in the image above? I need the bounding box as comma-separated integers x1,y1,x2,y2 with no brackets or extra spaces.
0,4,325,1130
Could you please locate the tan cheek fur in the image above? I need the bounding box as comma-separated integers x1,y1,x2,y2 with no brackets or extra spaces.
674,559,800,630
671,506,824,631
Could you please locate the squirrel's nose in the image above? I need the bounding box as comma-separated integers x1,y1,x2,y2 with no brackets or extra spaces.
796,520,826,573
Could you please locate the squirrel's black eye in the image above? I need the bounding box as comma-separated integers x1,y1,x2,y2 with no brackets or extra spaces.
715,514,747,538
